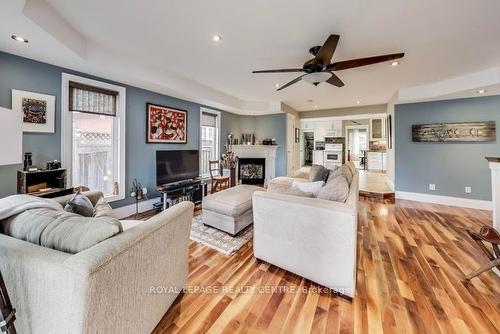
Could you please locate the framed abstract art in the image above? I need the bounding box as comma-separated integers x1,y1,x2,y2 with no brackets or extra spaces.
146,103,187,143
11,89,55,133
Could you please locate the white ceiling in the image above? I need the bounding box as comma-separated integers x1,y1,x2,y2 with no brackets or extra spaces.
1,0,500,114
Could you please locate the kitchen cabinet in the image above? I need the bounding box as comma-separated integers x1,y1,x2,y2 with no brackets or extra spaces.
367,152,387,172
370,117,386,141
301,119,343,141
313,150,324,165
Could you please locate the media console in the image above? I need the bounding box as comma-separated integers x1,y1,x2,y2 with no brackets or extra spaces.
156,179,206,211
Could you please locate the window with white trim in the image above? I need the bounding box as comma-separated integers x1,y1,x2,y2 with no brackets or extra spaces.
200,109,220,178
62,74,126,201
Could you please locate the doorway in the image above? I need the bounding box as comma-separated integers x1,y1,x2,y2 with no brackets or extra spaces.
302,132,314,166
345,125,368,169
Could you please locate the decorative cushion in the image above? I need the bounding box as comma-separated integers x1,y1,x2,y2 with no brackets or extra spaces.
346,161,357,176
309,164,330,182
93,197,114,218
267,185,314,198
64,192,94,217
316,175,350,202
292,180,324,196
328,164,353,185
1,209,122,254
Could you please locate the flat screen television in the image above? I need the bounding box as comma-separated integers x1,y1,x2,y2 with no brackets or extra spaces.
156,150,199,186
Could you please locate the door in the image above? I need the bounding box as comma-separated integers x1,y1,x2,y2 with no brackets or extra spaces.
286,114,297,176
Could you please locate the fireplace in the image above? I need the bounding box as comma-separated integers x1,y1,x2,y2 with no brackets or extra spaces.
238,158,265,185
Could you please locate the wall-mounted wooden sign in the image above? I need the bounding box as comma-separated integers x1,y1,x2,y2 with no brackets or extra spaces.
412,121,496,142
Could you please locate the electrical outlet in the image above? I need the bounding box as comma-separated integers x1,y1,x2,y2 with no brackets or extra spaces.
465,186,472,194
429,184,436,191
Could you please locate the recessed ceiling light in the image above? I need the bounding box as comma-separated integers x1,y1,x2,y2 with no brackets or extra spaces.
356,100,361,105
11,34,28,43
391,61,399,67
275,83,280,88
314,105,318,109
477,89,487,94
212,35,222,42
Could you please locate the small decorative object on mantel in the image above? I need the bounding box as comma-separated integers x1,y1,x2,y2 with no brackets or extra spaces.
23,152,32,172
221,144,238,187
130,179,148,217
146,103,187,143
12,89,55,133
241,133,255,145
0,270,17,334
412,121,496,142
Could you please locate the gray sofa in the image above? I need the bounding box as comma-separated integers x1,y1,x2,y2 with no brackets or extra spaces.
0,192,194,334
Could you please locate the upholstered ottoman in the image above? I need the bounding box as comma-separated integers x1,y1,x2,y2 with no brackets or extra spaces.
202,185,263,236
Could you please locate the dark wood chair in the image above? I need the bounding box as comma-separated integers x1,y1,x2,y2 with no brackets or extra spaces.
465,225,500,280
0,271,16,334
209,160,229,194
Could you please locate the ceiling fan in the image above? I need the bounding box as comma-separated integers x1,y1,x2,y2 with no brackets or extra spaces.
252,34,404,91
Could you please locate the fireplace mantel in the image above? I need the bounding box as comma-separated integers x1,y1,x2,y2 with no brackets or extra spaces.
231,145,279,184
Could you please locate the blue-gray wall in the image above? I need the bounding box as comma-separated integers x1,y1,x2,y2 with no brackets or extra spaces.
226,114,287,177
395,96,500,201
0,51,287,207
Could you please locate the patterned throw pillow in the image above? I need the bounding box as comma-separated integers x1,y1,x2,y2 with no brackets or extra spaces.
64,192,94,217
327,164,353,185
309,164,330,182
93,197,114,218
316,175,350,202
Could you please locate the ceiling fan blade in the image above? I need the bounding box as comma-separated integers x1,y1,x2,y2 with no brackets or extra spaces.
327,53,404,71
277,75,304,91
252,68,304,73
326,72,344,87
314,34,340,66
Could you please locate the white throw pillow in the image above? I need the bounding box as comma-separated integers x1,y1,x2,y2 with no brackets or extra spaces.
292,180,324,196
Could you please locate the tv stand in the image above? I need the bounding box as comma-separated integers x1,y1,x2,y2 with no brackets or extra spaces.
156,179,206,211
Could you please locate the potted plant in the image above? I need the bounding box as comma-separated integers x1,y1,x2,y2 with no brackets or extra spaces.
221,144,238,187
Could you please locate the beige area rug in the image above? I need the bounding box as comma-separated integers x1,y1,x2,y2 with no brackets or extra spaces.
190,215,253,256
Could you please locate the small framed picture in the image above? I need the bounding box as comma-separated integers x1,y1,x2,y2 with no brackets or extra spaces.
146,103,187,143
12,90,56,133
294,128,300,143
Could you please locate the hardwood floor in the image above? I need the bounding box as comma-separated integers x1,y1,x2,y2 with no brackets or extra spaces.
152,198,499,334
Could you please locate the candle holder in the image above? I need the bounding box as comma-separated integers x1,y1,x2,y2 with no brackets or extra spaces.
130,179,148,217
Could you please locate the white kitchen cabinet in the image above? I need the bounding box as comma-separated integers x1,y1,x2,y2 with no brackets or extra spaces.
367,152,387,172
313,150,324,165
370,117,386,141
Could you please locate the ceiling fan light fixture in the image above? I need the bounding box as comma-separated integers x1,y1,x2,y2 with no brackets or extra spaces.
11,34,28,43
212,34,222,42
391,61,399,67
302,72,331,85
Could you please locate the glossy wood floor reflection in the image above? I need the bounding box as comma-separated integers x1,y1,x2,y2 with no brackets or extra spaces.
152,199,499,334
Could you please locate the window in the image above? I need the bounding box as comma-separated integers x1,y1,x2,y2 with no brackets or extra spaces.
200,109,220,178
61,74,126,202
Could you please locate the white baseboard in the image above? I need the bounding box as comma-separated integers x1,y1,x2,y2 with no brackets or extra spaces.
395,191,492,211
112,197,160,219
